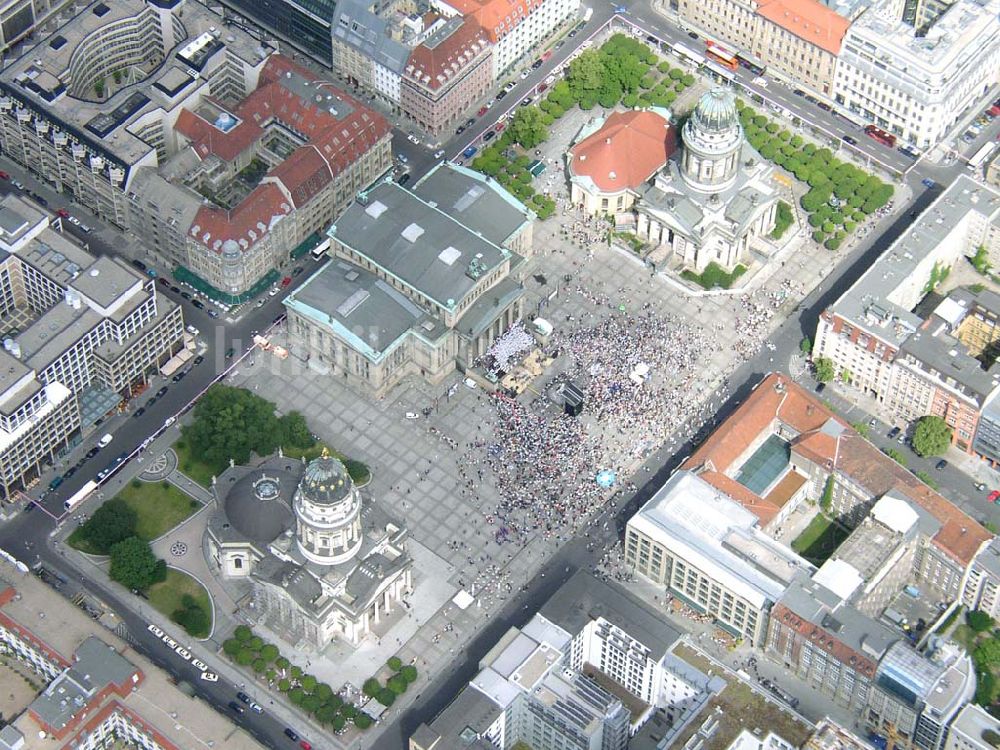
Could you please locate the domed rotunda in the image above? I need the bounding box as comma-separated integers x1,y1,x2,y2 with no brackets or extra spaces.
680,88,744,193
205,449,412,649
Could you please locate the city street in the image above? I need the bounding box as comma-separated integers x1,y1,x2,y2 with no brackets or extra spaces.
0,2,997,749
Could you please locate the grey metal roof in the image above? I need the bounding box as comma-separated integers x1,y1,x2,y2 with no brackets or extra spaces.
413,163,533,248
332,0,411,74
285,259,444,361
455,277,525,339
539,571,682,660
330,182,510,311
778,576,898,661
220,467,298,544
70,256,144,310
419,685,504,748
829,176,1000,350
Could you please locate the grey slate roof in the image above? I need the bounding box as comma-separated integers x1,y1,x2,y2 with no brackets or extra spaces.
332,0,411,74
539,571,682,660
419,685,504,748
330,182,509,310
414,163,533,248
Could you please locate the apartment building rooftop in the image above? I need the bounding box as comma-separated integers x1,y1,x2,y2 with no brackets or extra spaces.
404,16,490,90
0,0,268,168
690,373,992,566
830,176,1000,349
443,0,546,41
539,571,683,659
0,560,264,750
332,0,411,74
756,0,851,54
847,0,1000,70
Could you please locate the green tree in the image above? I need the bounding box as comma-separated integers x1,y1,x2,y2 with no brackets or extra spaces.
301,674,318,693
172,600,210,637
400,665,418,683
247,636,263,651
315,705,337,724
800,337,812,355
387,674,408,695
223,638,241,657
387,656,403,671
252,658,267,673
260,644,279,662
814,357,835,383
278,678,291,692
76,498,137,554
852,422,870,438
912,415,952,457
332,715,347,731
972,245,992,275
566,50,605,102
236,649,255,666
275,656,290,670
354,713,374,730
288,688,305,705
968,609,993,632
315,683,334,702
363,678,381,697
974,638,1000,669
109,537,162,591
376,688,396,706
508,106,548,149
820,475,834,512
886,448,908,467
234,625,253,642
976,670,997,707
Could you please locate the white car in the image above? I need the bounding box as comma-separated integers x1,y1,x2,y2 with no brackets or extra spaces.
80,224,93,233
268,287,280,297
404,411,420,419
433,150,445,159
98,433,113,447
463,377,478,390
186,324,199,336
68,216,81,226
753,76,768,87
520,70,530,79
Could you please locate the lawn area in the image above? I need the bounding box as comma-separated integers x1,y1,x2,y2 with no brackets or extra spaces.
172,439,220,488
147,569,213,638
117,480,199,540
791,513,850,566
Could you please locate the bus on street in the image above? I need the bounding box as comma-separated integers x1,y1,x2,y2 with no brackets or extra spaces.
704,60,736,83
736,50,766,75
864,125,897,148
968,143,997,172
705,41,739,71
64,480,98,511
671,42,705,68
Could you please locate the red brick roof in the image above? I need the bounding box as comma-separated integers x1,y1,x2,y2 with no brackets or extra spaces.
405,17,490,91
685,373,991,566
176,54,390,252
756,0,850,55
445,0,544,42
772,602,879,679
569,111,677,193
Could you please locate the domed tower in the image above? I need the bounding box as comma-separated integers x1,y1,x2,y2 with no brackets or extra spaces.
220,239,243,294
293,449,363,566
681,88,744,193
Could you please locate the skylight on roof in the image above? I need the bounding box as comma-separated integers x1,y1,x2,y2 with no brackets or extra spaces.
438,246,462,266
365,200,388,219
401,223,424,243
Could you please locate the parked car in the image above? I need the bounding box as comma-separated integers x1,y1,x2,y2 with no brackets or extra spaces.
86,447,100,459
155,386,168,398
0,171,8,180
477,106,489,117
191,298,204,309
131,259,147,272
842,134,857,145
48,475,64,491
228,701,245,715
193,355,204,366
133,407,146,418
398,173,411,185
888,426,901,439
990,490,1000,504
935,459,948,470
921,178,937,189
98,433,113,448
207,309,219,319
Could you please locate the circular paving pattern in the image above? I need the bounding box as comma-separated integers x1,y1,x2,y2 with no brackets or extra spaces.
139,449,177,481
170,541,188,557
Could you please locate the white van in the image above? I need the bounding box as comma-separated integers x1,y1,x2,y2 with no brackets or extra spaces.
98,433,113,447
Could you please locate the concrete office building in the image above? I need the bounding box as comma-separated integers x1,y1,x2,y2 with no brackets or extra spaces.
0,0,63,53
814,177,1000,449
0,194,183,501
284,165,530,397
944,705,1000,750
0,558,264,750
128,54,392,298
833,0,1000,148
218,0,337,64
435,0,579,78
625,470,814,646
410,613,630,750
865,640,976,750
961,537,1000,618
0,0,272,231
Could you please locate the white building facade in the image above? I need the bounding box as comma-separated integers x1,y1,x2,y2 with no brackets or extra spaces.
833,0,1000,149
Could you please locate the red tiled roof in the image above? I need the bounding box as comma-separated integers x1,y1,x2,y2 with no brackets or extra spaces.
405,17,490,90
176,54,390,252
445,0,544,42
700,470,782,527
569,111,677,193
772,603,878,678
756,0,850,55
685,373,992,566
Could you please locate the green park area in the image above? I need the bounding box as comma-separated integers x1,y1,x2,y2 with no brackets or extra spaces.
791,513,850,566
148,569,213,639
69,480,199,554
681,262,747,290
472,34,696,217
68,482,210,638
173,385,370,488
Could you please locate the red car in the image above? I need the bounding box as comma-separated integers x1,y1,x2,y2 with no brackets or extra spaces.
281,276,292,287
989,490,1000,504
495,122,506,132
56,208,70,218
477,106,489,117
0,171,8,180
